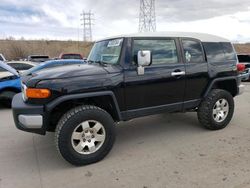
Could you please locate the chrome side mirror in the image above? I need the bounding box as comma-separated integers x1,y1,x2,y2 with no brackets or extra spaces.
137,50,152,75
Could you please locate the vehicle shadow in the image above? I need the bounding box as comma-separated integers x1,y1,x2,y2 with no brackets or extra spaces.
29,112,205,170
116,112,204,146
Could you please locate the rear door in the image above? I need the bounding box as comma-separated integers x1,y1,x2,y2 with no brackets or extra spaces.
180,38,209,106
124,38,186,114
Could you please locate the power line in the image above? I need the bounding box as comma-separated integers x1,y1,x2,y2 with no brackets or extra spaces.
80,10,94,41
139,0,156,32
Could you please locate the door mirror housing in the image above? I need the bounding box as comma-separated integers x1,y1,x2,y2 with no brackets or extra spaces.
137,50,152,67
137,50,152,75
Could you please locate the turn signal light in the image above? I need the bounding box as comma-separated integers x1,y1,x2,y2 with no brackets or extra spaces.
237,63,245,72
26,88,51,99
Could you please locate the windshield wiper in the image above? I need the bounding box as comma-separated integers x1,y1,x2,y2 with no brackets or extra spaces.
87,60,109,66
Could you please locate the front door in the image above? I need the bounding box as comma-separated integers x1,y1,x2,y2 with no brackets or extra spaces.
124,38,186,117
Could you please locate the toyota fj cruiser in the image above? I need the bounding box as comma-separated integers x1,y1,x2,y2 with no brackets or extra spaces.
12,32,244,165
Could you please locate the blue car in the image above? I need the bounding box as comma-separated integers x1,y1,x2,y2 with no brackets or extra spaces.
23,59,86,75
0,61,21,107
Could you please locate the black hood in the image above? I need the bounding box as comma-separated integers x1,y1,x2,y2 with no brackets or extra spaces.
30,64,108,80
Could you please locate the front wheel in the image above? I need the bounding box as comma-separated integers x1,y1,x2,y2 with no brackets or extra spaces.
55,105,116,166
197,89,234,130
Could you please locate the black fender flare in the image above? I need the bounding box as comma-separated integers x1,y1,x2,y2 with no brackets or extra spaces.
45,91,122,121
203,76,239,97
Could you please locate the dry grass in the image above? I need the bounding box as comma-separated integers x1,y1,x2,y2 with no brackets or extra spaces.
0,40,250,60
0,40,93,60
234,43,250,54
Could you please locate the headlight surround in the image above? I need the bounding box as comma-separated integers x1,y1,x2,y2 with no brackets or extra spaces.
21,83,27,101
21,83,51,100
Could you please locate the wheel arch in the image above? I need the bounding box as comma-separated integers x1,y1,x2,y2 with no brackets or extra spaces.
45,91,122,132
203,77,239,98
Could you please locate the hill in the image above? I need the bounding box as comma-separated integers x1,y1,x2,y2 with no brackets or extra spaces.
0,40,250,60
0,40,93,60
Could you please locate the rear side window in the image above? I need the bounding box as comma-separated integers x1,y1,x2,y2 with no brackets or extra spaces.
221,42,236,61
203,42,225,62
182,39,204,63
133,39,178,65
0,56,3,61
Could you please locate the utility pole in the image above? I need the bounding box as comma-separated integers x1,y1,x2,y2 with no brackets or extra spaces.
80,10,94,41
139,0,156,32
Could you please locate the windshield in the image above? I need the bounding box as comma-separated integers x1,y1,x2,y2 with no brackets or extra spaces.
238,55,250,63
23,63,45,75
0,61,19,76
62,54,82,59
88,38,123,65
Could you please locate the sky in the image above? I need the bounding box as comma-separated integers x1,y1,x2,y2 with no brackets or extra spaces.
0,0,250,42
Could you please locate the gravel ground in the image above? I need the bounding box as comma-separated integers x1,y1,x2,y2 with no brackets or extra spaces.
0,83,250,188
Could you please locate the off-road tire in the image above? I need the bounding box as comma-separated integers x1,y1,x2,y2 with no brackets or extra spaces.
55,105,116,166
197,89,234,130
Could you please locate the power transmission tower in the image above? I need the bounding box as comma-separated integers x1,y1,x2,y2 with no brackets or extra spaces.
139,0,156,32
80,10,94,41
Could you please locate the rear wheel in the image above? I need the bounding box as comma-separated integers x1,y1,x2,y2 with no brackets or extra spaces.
197,89,234,130
55,105,116,166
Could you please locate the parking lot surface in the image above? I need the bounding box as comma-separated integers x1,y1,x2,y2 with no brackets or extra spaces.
0,83,250,188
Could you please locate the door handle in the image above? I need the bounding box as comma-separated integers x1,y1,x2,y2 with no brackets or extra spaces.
171,71,186,77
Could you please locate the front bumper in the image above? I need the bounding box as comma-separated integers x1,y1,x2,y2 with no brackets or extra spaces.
12,93,47,135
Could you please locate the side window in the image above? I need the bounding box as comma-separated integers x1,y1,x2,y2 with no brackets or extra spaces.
203,42,225,62
133,39,178,65
20,64,33,70
182,39,204,63
221,42,237,61
7,63,19,70
8,63,32,70
0,56,3,61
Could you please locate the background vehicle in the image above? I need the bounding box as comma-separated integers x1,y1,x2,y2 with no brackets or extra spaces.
27,55,50,63
12,32,244,166
7,61,37,73
23,59,86,75
0,54,6,61
237,54,250,81
0,61,21,107
59,53,84,60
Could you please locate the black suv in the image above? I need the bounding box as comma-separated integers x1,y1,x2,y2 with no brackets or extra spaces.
12,32,244,166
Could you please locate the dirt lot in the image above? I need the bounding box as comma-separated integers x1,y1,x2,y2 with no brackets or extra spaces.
0,83,250,188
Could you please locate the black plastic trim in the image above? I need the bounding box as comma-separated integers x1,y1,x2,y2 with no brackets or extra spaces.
46,91,122,120
12,93,47,135
121,102,183,120
203,76,239,97
183,99,201,110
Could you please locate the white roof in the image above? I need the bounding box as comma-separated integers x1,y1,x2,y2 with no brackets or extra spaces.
99,31,230,42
